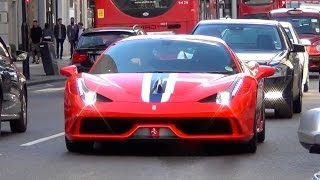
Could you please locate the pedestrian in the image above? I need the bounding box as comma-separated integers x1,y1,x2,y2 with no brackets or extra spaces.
42,23,54,42
67,17,79,59
54,18,66,59
77,22,85,39
30,19,42,64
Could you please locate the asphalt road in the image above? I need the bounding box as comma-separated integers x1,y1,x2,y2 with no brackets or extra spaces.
1,76,320,180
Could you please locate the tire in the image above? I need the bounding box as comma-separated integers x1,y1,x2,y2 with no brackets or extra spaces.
65,136,94,153
293,78,302,113
275,89,293,119
245,127,257,153
10,90,27,133
257,103,265,143
0,92,2,136
304,82,309,93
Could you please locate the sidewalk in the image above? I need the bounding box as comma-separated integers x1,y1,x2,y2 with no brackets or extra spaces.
15,56,71,86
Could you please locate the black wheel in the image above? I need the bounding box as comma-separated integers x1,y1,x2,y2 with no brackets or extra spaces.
293,80,302,113
10,90,27,133
304,82,309,92
0,93,2,136
275,91,293,118
257,103,265,143
244,127,257,153
65,136,94,153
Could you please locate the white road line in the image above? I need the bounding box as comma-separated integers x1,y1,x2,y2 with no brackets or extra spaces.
20,132,65,146
34,87,65,93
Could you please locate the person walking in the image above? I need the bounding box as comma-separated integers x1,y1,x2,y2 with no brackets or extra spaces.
42,23,54,42
54,18,66,59
30,19,42,64
77,22,85,39
67,17,79,59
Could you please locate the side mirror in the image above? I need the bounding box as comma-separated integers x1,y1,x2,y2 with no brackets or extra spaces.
15,50,28,61
255,65,275,80
300,39,311,46
246,61,260,73
292,44,306,53
60,65,78,77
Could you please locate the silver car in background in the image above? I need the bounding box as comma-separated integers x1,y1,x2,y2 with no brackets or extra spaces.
280,21,310,92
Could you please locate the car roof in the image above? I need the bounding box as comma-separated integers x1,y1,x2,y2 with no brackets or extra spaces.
270,7,320,14
197,19,280,26
82,27,140,34
117,34,227,45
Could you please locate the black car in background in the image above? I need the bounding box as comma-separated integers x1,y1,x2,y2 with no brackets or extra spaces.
0,36,28,134
72,25,147,72
191,19,305,118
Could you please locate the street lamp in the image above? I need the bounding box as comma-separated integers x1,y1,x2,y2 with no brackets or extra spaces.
21,0,30,80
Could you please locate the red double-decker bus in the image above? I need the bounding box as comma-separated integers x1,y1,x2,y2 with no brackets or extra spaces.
238,0,285,19
93,0,217,34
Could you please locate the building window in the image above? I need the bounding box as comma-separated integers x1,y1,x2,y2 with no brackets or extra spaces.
70,0,74,8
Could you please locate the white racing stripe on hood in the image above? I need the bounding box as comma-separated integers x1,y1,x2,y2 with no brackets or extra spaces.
141,73,153,102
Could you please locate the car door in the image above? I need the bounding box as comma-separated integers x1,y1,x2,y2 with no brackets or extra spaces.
0,39,21,115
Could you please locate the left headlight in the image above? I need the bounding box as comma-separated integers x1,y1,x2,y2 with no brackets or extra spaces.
77,78,97,105
216,78,243,105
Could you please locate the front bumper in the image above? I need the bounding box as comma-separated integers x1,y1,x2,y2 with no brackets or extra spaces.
263,75,292,109
65,99,256,143
309,56,320,72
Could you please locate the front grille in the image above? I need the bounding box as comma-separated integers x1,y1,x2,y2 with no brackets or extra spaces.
80,118,132,134
175,118,232,135
80,118,232,135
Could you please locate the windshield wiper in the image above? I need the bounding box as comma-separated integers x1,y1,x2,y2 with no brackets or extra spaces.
83,44,108,48
143,70,192,73
204,71,233,74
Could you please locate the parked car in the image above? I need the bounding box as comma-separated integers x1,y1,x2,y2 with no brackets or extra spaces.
191,19,305,118
280,21,310,92
0,36,28,134
60,35,275,153
72,25,147,72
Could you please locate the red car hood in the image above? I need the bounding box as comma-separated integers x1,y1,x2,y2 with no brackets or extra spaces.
82,73,240,103
298,34,320,44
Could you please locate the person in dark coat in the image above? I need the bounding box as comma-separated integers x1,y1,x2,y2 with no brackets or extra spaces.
30,19,42,64
42,23,54,42
67,17,79,59
54,18,66,59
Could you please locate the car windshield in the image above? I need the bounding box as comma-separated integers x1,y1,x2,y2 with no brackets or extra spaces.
273,17,320,35
77,31,134,49
192,24,283,52
90,39,238,74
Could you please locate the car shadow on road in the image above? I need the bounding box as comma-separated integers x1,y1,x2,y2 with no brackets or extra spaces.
72,142,260,157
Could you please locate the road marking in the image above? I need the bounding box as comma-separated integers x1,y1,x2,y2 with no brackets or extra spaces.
20,132,65,146
34,87,65,93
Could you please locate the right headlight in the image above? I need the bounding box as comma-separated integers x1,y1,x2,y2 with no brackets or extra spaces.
273,63,288,77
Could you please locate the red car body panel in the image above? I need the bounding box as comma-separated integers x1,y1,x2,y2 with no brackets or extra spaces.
64,72,259,143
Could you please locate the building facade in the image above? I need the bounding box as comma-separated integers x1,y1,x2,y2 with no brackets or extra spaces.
0,0,94,56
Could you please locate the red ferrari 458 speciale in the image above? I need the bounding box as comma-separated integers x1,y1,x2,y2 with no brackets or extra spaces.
60,35,275,153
